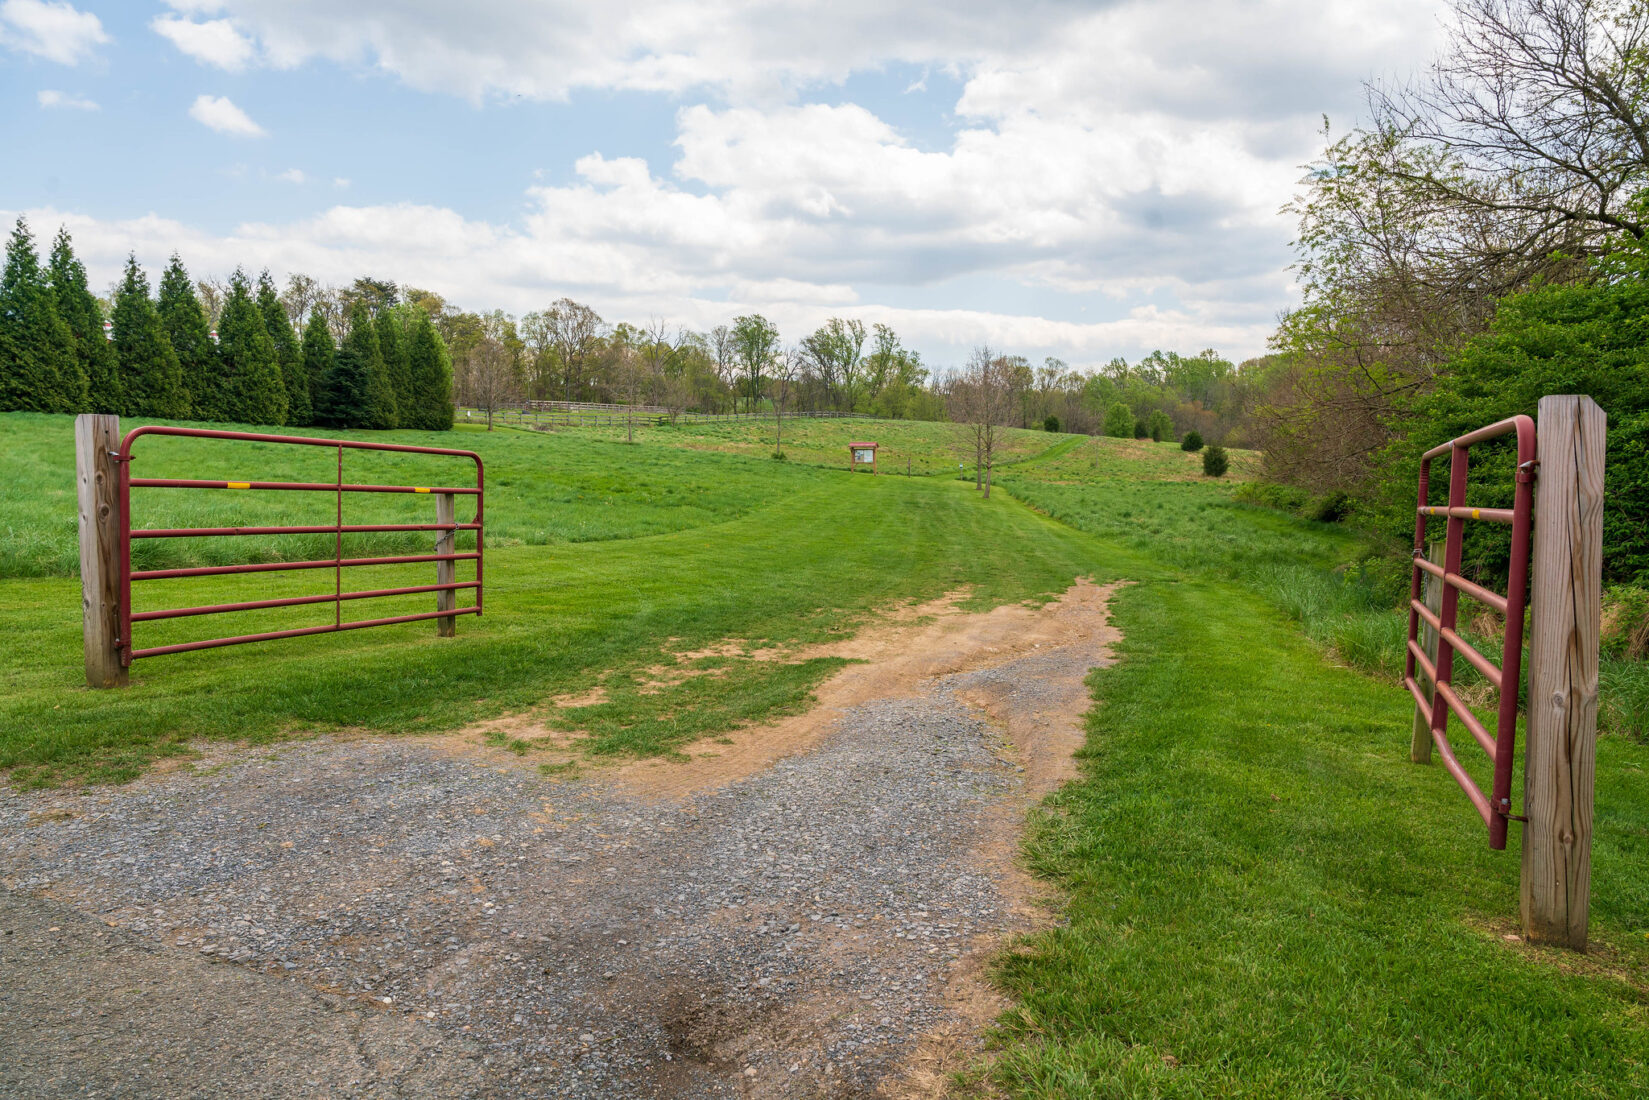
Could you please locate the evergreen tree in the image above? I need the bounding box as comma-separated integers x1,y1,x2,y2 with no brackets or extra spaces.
375,308,411,427
301,305,336,421
331,301,395,429
112,256,188,418
0,217,83,412
157,255,216,418
47,228,117,413
318,302,376,428
215,269,288,425
258,270,309,425
404,309,454,430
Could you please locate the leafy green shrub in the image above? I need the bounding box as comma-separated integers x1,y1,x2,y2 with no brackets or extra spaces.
1181,430,1204,452
1233,481,1309,512
1310,490,1355,523
1103,401,1133,437
1043,415,1060,433
1202,444,1228,477
1133,417,1148,439
1603,584,1649,659
1147,409,1173,442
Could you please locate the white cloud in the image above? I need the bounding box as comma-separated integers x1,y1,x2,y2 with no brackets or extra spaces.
36,88,97,110
0,0,108,65
152,15,255,70
188,94,267,137
25,1,1453,362
332,177,351,189
276,168,306,184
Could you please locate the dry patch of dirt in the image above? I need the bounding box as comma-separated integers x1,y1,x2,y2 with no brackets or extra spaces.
610,579,1119,802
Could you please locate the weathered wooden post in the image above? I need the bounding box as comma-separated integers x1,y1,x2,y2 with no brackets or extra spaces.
1410,539,1444,764
1522,395,1605,949
435,492,457,637
76,413,126,688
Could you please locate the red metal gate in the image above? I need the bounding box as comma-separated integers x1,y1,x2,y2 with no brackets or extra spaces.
116,426,483,665
1403,416,1536,849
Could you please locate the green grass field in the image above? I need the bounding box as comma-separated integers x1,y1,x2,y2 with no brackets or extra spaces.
3,409,1646,1095
476,410,1074,476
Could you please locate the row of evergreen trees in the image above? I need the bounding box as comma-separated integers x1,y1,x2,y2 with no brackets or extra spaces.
0,218,453,431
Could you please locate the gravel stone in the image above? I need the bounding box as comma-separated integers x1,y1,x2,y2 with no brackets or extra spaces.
0,634,1103,1097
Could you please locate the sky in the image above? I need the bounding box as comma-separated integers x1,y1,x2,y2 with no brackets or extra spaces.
0,0,1451,370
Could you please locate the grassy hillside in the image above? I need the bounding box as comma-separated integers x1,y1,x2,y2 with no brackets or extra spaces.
0,411,1113,785
499,412,1073,475
3,409,1646,1094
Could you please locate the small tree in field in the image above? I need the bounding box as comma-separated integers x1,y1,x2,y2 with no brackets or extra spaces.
1103,401,1133,437
1202,443,1229,477
1181,429,1204,452
468,335,518,430
1043,415,1060,433
769,345,800,457
1147,409,1173,442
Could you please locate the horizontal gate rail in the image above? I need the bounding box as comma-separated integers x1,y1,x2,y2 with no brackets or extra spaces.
115,425,483,665
1402,415,1536,849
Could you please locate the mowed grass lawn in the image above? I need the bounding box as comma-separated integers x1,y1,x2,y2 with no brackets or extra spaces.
0,411,1114,785
523,411,1073,476
986,454,1649,1097
3,411,1647,1094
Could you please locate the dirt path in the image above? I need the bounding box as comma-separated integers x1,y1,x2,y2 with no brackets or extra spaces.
0,580,1119,1099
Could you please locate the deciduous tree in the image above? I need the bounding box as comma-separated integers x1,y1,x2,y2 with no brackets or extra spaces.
732,314,779,414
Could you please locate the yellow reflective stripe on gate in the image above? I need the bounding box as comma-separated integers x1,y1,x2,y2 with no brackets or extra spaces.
414,487,430,493
1472,508,1480,519
226,482,250,489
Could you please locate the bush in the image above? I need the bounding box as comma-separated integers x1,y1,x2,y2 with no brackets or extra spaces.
1147,409,1173,442
1603,585,1649,659
1202,444,1228,477
1309,490,1355,523
1133,417,1148,439
1234,481,1309,512
1103,402,1134,438
1181,430,1204,452
1043,415,1060,433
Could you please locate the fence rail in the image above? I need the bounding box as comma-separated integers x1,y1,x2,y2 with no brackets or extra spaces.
108,424,483,666
1402,415,1536,849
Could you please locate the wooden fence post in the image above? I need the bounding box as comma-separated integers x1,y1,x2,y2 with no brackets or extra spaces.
435,493,457,637
76,413,126,688
1410,539,1444,764
1522,395,1605,950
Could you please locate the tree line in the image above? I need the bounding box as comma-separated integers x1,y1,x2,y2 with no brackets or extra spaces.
427,293,1260,446
0,218,454,431
1,214,1263,449
1247,0,1649,588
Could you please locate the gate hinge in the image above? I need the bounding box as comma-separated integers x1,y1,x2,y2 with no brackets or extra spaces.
1515,459,1538,484
1496,798,1528,822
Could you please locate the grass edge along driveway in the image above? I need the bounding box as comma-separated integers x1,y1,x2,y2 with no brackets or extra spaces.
981,563,1649,1099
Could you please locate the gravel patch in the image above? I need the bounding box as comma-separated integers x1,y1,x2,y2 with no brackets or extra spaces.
0,590,1115,1098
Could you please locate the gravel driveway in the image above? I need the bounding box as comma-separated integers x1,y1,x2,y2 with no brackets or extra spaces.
0,582,1117,1098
